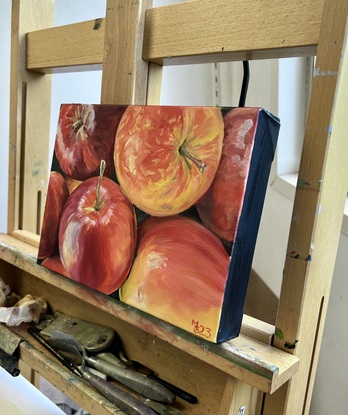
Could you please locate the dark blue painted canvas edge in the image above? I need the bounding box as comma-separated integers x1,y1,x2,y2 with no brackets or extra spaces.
217,108,280,343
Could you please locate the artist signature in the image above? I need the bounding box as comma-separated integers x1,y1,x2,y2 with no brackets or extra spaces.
191,319,212,339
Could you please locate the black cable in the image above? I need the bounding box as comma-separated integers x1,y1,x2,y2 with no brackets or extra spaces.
238,60,250,107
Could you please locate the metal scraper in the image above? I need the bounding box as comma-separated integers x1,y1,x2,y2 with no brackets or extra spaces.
40,311,115,353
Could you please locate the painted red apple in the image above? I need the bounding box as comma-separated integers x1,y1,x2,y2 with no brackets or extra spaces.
38,171,69,259
119,215,230,340
42,255,66,275
114,106,224,216
55,104,126,180
196,108,259,242
65,177,82,194
59,161,137,294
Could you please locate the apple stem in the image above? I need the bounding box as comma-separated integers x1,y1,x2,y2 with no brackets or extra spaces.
95,159,106,211
179,144,207,174
72,118,84,132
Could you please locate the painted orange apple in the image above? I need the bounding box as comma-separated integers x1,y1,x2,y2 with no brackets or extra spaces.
38,171,69,259
59,161,137,294
114,106,224,216
119,215,230,340
197,108,258,242
55,104,126,180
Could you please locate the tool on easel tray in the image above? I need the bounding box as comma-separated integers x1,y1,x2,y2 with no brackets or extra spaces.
38,311,198,404
97,332,198,404
27,326,159,415
47,329,176,405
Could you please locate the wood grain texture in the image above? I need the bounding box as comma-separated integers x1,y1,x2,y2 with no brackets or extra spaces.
146,63,163,105
100,0,152,105
226,381,263,415
26,0,325,74
0,233,299,398
18,360,40,388
27,19,105,73
218,377,263,415
18,335,125,415
241,315,275,345
12,229,40,247
143,0,324,64
263,1,348,413
8,0,53,235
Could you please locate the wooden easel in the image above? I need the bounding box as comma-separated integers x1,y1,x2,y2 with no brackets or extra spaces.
1,0,347,414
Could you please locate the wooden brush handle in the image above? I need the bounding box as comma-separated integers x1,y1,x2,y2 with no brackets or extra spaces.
83,370,157,415
87,355,175,404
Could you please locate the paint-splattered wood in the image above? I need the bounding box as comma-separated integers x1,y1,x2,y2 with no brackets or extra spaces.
0,233,299,396
0,245,239,414
263,1,348,414
7,325,127,415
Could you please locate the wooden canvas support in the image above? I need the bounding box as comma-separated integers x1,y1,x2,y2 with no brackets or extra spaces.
0,236,299,414
8,0,53,237
264,2,348,412
1,0,348,413
100,0,153,105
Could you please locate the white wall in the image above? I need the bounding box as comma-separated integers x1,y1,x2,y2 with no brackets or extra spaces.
0,1,347,414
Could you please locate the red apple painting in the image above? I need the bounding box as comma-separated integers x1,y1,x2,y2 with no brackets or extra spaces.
38,171,69,260
119,215,230,340
58,161,137,294
41,255,66,276
38,104,280,343
55,104,126,180
197,108,259,242
114,106,224,216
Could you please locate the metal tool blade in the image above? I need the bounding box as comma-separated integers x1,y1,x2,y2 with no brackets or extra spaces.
49,330,175,405
97,351,198,403
40,311,115,352
27,327,157,415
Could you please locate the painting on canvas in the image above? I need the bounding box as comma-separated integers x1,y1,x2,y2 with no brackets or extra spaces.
38,104,279,343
